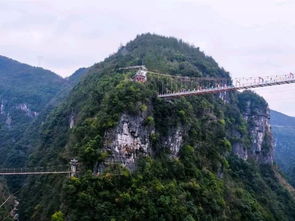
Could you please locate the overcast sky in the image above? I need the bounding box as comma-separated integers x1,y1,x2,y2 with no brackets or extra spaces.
1,0,295,115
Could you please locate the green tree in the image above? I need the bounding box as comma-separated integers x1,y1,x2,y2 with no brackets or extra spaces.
51,211,64,221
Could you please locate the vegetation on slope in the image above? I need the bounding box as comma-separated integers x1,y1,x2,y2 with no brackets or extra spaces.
271,110,295,187
0,55,89,216
0,179,14,221
17,34,295,221
0,55,66,168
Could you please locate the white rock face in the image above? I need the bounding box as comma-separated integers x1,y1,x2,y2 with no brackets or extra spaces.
6,113,12,128
104,113,153,170
0,100,4,115
246,112,273,163
164,128,183,157
17,104,39,118
218,91,230,103
69,113,75,129
234,100,273,164
113,121,149,166
19,104,30,112
102,114,185,171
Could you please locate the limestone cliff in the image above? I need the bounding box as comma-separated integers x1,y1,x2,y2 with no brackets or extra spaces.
233,91,273,164
101,91,274,171
104,113,153,170
103,109,185,170
0,99,39,129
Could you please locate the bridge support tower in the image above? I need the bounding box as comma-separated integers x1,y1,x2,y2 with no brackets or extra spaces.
70,159,78,177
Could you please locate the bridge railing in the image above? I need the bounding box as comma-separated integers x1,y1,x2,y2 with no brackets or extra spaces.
233,73,295,88
0,159,79,176
0,166,70,174
147,71,231,96
157,72,295,98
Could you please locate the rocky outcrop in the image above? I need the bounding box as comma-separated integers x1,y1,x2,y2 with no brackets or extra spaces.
0,101,39,128
245,107,273,164
234,95,273,164
0,100,4,115
69,113,75,129
163,127,184,157
103,112,185,170
17,104,38,118
1,100,39,125
5,113,12,128
104,113,154,170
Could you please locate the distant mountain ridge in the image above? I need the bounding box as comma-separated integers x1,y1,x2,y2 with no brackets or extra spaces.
0,55,89,215
0,55,64,109
0,55,70,219
271,110,295,127
270,110,295,186
0,55,88,168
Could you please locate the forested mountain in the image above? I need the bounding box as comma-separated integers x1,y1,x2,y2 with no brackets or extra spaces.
0,55,89,168
0,56,66,220
271,110,295,127
0,56,89,219
17,34,295,221
0,55,67,168
271,110,295,186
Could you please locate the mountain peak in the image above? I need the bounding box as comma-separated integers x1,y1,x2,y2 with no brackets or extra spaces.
0,55,61,78
93,33,229,80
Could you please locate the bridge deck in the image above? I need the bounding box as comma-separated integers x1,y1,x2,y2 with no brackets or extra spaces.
0,171,70,175
158,78,295,98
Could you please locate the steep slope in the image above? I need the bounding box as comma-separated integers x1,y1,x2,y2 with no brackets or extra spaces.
19,34,295,221
0,178,14,221
66,67,89,86
0,56,89,168
0,56,69,220
271,110,295,127
0,55,66,168
270,110,295,186
0,56,89,218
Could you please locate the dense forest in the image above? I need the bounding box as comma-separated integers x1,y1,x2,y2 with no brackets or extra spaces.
0,55,88,169
0,55,65,168
0,34,295,220
0,56,88,219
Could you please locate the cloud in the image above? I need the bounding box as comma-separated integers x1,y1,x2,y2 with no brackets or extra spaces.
1,0,295,115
